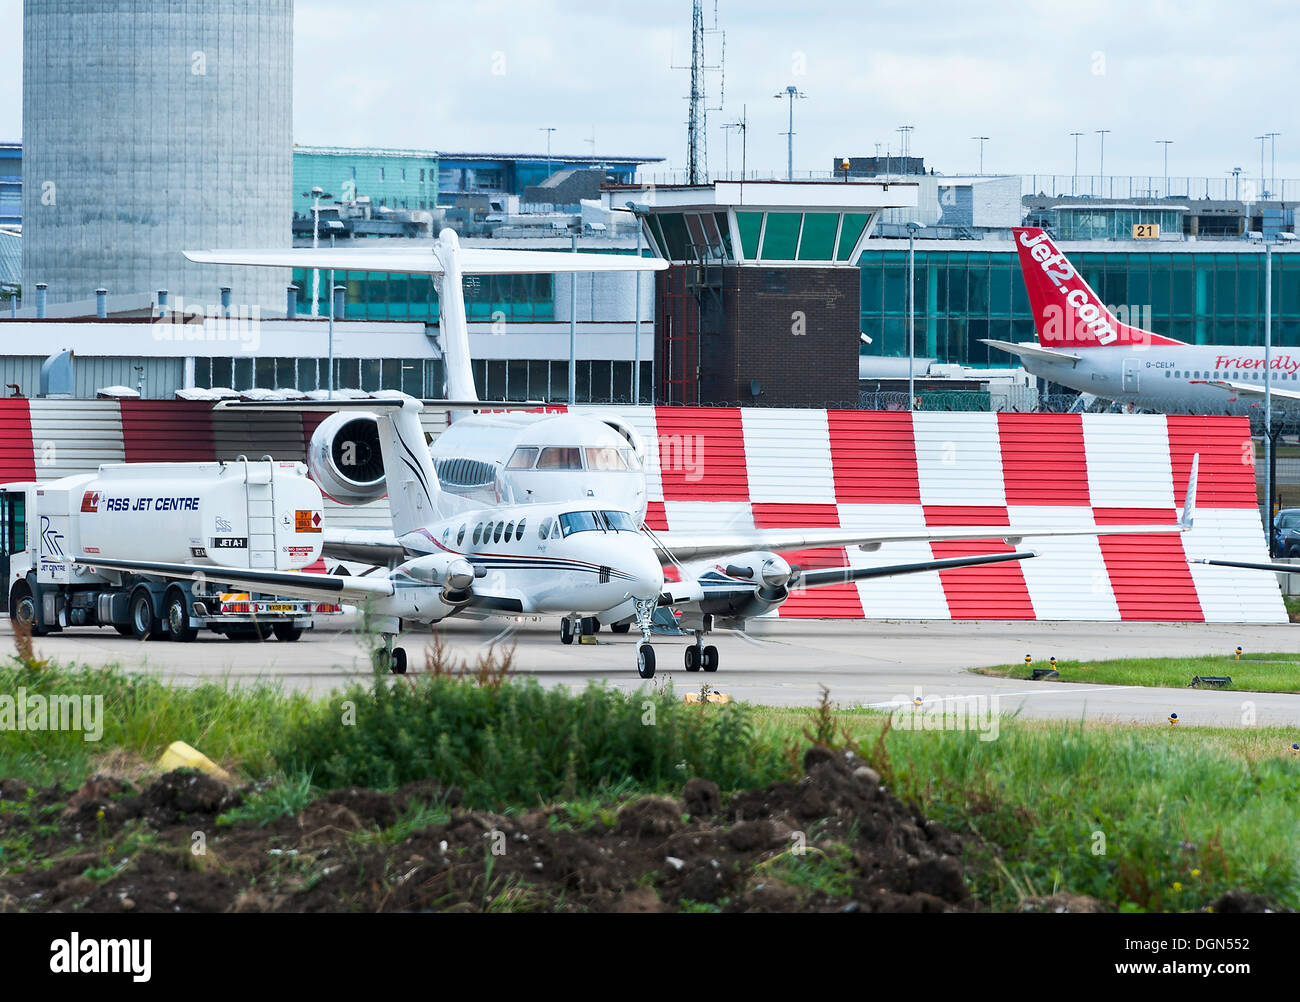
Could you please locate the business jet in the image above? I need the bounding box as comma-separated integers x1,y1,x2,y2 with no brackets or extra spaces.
984,227,1299,412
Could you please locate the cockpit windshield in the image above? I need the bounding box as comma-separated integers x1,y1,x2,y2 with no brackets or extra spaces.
557,509,641,536
585,447,628,471
558,511,602,536
600,510,639,532
536,447,584,470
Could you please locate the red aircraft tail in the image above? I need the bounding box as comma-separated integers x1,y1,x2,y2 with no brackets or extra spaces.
1012,227,1183,349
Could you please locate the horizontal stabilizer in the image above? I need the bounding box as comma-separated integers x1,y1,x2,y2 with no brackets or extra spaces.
980,339,1082,366
185,247,667,276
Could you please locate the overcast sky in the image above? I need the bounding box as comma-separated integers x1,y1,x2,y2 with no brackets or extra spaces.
2,0,1297,185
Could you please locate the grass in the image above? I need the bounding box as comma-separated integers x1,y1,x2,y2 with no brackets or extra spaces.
973,652,1300,694
3,637,1300,911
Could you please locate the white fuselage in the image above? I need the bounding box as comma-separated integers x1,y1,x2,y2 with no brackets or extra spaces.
1023,344,1299,411
380,501,663,622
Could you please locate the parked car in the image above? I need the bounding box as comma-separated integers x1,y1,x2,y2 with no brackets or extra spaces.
1273,508,1300,557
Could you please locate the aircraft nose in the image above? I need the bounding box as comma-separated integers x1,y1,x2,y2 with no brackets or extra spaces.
626,539,664,601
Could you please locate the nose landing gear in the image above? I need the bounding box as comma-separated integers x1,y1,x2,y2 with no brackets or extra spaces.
373,633,408,675
634,598,656,679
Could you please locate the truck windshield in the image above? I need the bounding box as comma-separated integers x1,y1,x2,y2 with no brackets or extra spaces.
558,511,601,536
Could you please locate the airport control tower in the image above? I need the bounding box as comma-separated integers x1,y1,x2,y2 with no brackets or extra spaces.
611,181,918,407
21,0,293,314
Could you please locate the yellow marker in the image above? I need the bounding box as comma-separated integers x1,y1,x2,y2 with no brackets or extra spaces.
1291,743,1298,757
1168,712,1179,726
1235,646,1243,660
1049,657,1058,669
158,740,233,783
683,692,731,705
1024,654,1032,666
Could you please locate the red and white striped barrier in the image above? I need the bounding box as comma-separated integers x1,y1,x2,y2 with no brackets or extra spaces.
0,399,1281,623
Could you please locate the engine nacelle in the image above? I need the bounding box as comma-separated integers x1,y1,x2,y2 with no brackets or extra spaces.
307,411,386,504
401,553,476,607
697,551,791,621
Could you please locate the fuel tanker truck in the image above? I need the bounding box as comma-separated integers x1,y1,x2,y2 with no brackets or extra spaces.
0,459,340,641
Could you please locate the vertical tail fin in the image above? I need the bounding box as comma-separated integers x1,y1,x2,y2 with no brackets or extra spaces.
432,229,478,410
1012,227,1182,349
371,397,446,536
1181,453,1198,530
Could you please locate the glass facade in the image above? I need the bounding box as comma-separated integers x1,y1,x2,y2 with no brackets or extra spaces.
190,355,651,404
1052,207,1185,241
290,268,554,323
293,150,440,213
859,247,1300,367
646,210,868,264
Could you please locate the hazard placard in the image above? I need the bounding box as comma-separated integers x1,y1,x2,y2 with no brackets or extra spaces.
295,509,323,533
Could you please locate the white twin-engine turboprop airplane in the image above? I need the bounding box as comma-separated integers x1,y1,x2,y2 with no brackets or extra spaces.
75,229,1202,679
985,227,1300,412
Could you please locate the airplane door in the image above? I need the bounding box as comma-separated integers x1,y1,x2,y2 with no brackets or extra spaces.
1122,358,1140,394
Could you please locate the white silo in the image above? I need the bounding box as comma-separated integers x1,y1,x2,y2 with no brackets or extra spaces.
21,0,293,313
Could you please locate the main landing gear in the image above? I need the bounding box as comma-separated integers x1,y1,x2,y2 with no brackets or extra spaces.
683,633,719,673
559,616,600,645
373,633,408,675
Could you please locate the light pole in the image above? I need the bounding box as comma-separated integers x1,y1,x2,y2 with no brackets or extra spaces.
1070,132,1083,195
970,136,988,175
1230,166,1243,202
1155,140,1172,198
1265,235,1275,532
539,127,556,182
774,86,806,181
1256,135,1269,198
1096,130,1110,196
568,224,579,405
301,186,333,316
1267,132,1281,201
906,221,925,410
625,201,651,404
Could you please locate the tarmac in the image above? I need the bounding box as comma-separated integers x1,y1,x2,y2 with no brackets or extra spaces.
8,616,1300,727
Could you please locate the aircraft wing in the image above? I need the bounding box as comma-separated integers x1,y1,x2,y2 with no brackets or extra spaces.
794,550,1037,588
1192,379,1300,402
69,557,395,604
322,527,407,565
652,456,1198,564
1193,558,1300,575
980,339,1083,366
184,247,667,275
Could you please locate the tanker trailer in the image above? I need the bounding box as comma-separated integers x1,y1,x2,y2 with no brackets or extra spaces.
1,458,340,641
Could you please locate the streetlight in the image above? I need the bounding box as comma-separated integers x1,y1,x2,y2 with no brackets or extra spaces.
1264,232,1276,531
906,221,925,410
970,136,989,175
1229,166,1243,202
1070,132,1084,195
1096,130,1110,196
300,186,333,316
774,86,806,181
1266,132,1281,201
539,126,557,182
1256,135,1269,198
1155,140,1172,198
625,201,652,404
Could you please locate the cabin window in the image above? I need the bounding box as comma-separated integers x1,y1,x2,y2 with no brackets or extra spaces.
473,524,483,544
506,447,539,470
493,522,504,542
457,524,466,546
516,519,526,540
1165,370,1171,378
505,521,515,541
539,517,552,539
536,447,584,470
442,528,450,544
584,447,628,471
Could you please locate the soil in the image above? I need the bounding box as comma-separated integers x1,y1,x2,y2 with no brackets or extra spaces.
0,749,1280,913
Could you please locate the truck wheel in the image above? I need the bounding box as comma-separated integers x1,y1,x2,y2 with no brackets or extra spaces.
273,624,303,642
9,584,47,637
165,591,196,643
130,590,163,641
